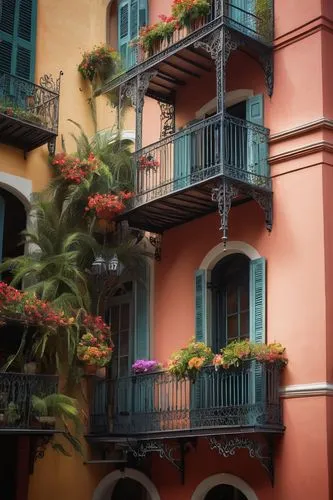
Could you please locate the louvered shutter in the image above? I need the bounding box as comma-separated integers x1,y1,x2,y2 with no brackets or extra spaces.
246,94,268,178
118,0,147,69
195,269,207,343
0,0,37,80
118,0,130,69
250,257,266,406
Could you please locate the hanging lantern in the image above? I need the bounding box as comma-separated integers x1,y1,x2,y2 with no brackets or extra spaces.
91,255,107,275
108,254,119,273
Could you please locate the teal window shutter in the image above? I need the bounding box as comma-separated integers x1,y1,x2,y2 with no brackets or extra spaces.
134,261,150,359
0,0,37,80
249,257,266,406
246,94,268,177
195,269,207,343
118,0,147,69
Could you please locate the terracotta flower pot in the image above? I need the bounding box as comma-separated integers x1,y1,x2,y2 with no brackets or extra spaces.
84,364,97,376
96,367,106,378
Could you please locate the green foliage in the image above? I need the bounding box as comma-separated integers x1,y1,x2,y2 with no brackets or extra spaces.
213,340,288,369
0,99,46,127
255,0,272,41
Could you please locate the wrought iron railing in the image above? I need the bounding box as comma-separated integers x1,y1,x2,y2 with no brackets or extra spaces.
0,72,60,133
122,0,273,71
130,112,270,208
0,372,58,430
90,361,282,436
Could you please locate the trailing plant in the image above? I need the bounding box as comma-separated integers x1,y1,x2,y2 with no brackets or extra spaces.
85,192,133,221
212,340,288,369
0,101,46,127
255,0,272,41
78,45,120,82
136,16,178,55
168,338,214,380
31,393,82,456
171,0,210,28
51,152,100,184
132,359,161,374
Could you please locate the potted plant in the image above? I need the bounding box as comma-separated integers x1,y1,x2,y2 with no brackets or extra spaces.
212,340,288,370
32,393,79,427
85,191,133,221
168,338,214,381
171,0,210,29
78,44,120,82
77,316,113,376
137,16,178,57
132,359,161,374
5,402,20,426
138,154,159,173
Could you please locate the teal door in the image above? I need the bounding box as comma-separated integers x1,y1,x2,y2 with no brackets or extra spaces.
246,94,268,180
174,130,191,190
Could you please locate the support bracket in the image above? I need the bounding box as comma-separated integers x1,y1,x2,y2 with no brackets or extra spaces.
207,435,274,485
149,233,162,261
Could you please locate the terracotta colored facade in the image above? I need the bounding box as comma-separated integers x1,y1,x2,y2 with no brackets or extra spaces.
1,0,333,499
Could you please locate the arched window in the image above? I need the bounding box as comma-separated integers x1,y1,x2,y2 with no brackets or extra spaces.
118,0,148,69
205,484,247,500
211,254,250,351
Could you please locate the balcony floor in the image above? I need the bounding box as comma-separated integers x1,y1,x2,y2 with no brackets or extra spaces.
0,113,56,152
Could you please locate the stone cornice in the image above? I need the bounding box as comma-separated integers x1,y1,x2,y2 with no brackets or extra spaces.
270,118,333,144
280,382,333,398
274,16,333,50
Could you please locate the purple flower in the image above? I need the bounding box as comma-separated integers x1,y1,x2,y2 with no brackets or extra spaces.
132,359,161,374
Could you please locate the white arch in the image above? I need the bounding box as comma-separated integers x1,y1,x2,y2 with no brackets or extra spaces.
191,473,258,500
200,240,260,270
0,172,32,211
92,468,161,500
196,89,254,119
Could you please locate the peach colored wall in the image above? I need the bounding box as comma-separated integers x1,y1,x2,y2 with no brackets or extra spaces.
154,165,326,385
274,0,322,40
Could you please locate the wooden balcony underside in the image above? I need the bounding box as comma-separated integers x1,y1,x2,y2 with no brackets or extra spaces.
0,114,56,152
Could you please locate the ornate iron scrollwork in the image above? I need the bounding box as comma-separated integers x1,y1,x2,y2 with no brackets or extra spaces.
149,233,162,261
159,102,175,138
259,53,274,98
126,440,184,474
39,71,63,94
212,179,239,247
208,436,274,485
251,188,273,232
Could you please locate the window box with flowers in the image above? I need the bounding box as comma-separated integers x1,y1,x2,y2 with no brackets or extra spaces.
168,338,214,381
85,192,134,221
138,154,160,173
78,44,121,82
132,359,161,375
135,15,179,57
171,0,210,29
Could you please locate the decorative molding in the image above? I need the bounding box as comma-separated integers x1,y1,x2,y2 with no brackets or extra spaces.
191,473,258,500
270,141,333,166
200,241,261,271
0,172,32,210
280,382,333,398
92,467,160,500
270,118,333,144
274,18,333,51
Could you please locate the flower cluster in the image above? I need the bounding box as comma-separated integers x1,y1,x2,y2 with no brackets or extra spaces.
132,359,161,374
78,44,120,81
212,340,288,370
138,154,159,172
85,192,133,220
135,15,179,54
82,314,111,340
171,0,210,27
0,282,72,329
51,152,100,184
168,338,214,380
77,332,113,367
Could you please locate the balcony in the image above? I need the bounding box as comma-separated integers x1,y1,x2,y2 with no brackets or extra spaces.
0,72,61,154
122,112,271,233
0,372,58,433
104,0,273,99
89,361,283,439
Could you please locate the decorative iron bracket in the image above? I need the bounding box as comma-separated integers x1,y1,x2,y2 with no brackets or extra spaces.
126,440,184,479
39,70,63,94
212,178,272,246
159,102,175,138
259,52,274,98
207,435,274,485
149,233,162,261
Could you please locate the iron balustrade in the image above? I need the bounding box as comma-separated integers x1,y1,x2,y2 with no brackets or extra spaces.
0,71,60,133
90,361,282,436
123,0,273,72
0,372,58,430
131,112,270,208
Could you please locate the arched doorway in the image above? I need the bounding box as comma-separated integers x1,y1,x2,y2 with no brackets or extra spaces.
111,477,150,499
191,473,258,500
205,484,247,500
92,468,160,500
